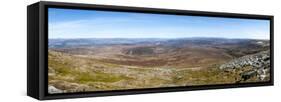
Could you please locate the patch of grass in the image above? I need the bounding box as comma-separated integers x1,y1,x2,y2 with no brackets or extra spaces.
48,56,73,76
172,67,237,85
75,71,128,83
49,52,131,85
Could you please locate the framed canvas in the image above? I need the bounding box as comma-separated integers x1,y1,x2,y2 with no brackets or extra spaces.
27,1,274,100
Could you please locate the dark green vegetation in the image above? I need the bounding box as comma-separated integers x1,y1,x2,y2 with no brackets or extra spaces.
48,38,270,93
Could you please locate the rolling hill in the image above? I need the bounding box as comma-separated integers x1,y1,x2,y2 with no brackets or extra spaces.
48,38,270,93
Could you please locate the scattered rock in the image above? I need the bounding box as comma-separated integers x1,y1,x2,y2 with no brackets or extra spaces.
48,85,63,94
220,50,270,82
240,70,257,81
49,80,92,93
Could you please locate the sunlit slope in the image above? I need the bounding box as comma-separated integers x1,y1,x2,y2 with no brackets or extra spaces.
48,50,238,93
48,38,270,93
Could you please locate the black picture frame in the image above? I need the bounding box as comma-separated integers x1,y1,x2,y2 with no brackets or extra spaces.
27,1,274,100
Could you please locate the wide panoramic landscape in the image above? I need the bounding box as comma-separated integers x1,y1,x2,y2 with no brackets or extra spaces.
48,8,271,94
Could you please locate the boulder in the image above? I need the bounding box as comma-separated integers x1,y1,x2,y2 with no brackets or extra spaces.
48,85,63,94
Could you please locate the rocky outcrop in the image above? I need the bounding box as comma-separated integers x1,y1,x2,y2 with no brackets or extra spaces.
49,80,93,93
220,50,270,69
48,85,63,94
219,50,270,82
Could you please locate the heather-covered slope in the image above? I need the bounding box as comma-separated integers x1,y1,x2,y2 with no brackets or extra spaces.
48,38,270,93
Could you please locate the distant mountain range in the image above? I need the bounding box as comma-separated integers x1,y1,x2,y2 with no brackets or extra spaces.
49,37,269,48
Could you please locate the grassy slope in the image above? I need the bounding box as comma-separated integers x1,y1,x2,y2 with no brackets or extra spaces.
48,50,247,93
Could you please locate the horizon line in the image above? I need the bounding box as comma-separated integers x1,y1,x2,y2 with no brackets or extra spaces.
49,37,270,40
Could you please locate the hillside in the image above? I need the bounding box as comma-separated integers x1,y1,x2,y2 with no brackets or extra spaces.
48,38,270,93
220,50,270,82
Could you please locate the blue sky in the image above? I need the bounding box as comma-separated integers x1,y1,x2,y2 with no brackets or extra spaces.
48,8,270,39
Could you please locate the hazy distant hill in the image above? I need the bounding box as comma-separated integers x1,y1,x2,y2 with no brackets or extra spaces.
49,37,269,58
49,38,168,48
49,37,269,48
